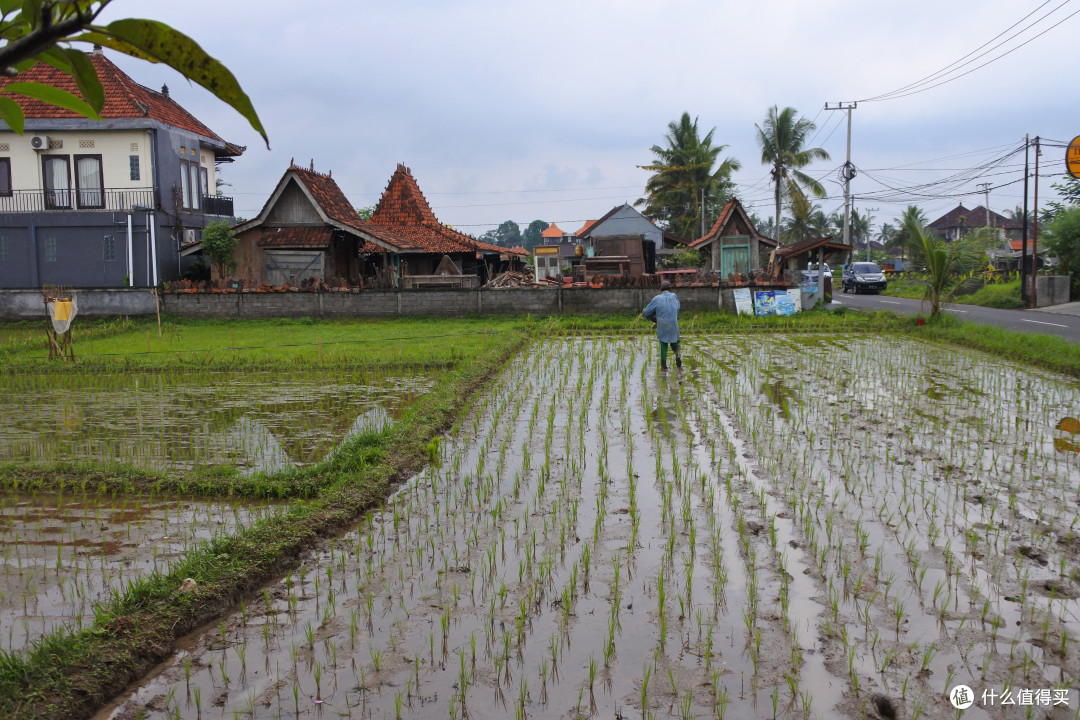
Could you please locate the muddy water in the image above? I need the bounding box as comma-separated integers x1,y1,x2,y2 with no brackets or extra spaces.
0,489,284,652
96,335,1079,720
0,369,430,473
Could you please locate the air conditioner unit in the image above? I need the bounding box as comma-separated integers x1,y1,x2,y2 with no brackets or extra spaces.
30,135,50,151
183,229,197,247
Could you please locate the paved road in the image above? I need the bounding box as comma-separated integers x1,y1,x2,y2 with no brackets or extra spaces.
833,292,1080,343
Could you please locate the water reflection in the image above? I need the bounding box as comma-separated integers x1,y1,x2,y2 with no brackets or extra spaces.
0,369,430,472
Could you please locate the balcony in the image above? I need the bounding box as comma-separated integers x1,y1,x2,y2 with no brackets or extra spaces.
201,195,234,216
0,188,156,213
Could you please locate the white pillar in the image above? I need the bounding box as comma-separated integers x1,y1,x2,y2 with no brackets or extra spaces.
126,213,133,286
148,212,158,286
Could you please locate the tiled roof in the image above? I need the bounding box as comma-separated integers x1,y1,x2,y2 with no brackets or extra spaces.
256,227,332,248
774,235,851,259
365,164,526,255
574,220,597,236
1009,239,1024,251
541,223,565,238
929,204,1020,230
689,198,775,248
288,164,368,232
239,162,529,258
0,51,239,155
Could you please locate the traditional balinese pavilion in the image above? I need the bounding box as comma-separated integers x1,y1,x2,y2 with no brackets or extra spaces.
773,235,853,279
358,164,526,287
228,162,525,288
687,198,777,279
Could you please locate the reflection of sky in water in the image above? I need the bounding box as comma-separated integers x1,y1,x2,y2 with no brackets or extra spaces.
0,371,430,473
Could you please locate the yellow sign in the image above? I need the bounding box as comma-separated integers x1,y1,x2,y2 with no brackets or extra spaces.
1069,135,1080,179
533,246,559,255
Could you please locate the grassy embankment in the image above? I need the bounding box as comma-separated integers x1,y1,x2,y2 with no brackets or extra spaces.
882,275,1025,308
0,308,1077,719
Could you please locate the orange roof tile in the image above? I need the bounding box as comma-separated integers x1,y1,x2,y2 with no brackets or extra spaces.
541,223,564,238
364,164,517,255
574,220,597,236
1009,240,1024,251
688,198,775,248
0,51,240,155
256,227,332,248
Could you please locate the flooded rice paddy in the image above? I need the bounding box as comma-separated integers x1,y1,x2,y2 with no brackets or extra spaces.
0,369,432,473
28,335,1080,719
0,489,283,652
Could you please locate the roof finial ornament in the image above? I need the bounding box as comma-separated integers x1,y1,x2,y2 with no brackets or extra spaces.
161,84,169,97
310,159,314,171
328,169,332,178
92,44,103,57
290,157,294,167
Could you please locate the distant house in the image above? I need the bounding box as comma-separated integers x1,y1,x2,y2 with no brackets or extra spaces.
578,203,663,249
0,48,243,289
230,163,524,288
687,198,777,278
928,204,1024,242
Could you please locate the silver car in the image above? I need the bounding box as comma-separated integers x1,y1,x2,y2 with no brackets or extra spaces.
842,262,887,294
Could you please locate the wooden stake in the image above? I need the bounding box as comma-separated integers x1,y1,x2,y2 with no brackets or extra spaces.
319,335,323,362
231,328,235,350
154,287,162,337
146,329,151,354
484,325,488,345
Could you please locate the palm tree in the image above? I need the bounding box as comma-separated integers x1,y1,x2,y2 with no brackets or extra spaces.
850,208,874,254
890,205,927,259
755,106,831,246
903,215,990,317
637,112,741,240
878,222,899,255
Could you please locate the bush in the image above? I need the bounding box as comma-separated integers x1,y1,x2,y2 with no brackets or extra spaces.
201,220,239,278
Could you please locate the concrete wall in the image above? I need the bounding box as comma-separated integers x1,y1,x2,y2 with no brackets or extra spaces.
0,288,158,320
1036,275,1070,308
0,286,746,319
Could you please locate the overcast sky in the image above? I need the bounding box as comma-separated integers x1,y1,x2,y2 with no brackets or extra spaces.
105,0,1077,236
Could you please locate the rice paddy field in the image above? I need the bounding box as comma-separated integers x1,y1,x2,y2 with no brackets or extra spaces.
1,313,1079,720
0,369,432,473
69,333,1079,720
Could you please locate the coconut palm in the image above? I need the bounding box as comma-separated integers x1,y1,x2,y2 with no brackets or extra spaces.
755,106,831,246
637,112,741,241
903,214,990,317
890,205,927,259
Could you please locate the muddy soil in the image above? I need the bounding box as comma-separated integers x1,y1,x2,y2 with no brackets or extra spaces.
0,489,283,652
93,336,1079,719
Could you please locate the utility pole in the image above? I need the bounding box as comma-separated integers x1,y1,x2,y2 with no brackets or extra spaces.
977,182,991,235
826,102,857,263
863,206,879,261
1032,136,1041,308
1021,135,1030,306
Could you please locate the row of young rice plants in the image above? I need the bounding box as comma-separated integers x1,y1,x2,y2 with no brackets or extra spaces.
99,334,815,719
693,333,1080,719
0,488,283,653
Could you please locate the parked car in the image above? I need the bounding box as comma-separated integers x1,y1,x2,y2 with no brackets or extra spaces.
842,262,888,294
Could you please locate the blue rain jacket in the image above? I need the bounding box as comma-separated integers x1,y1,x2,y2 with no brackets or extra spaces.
643,291,680,343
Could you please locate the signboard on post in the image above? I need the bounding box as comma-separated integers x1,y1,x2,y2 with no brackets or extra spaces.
1069,136,1080,180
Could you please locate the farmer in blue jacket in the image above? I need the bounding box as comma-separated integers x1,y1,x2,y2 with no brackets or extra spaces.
643,281,681,370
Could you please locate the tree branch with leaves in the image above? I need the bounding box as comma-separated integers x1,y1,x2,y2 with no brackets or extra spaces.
0,0,266,145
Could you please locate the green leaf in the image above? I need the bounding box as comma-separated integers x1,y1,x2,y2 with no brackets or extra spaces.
4,81,101,119
59,47,104,113
0,97,25,133
86,19,268,148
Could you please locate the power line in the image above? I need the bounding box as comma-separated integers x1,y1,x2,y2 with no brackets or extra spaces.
859,1,1078,103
